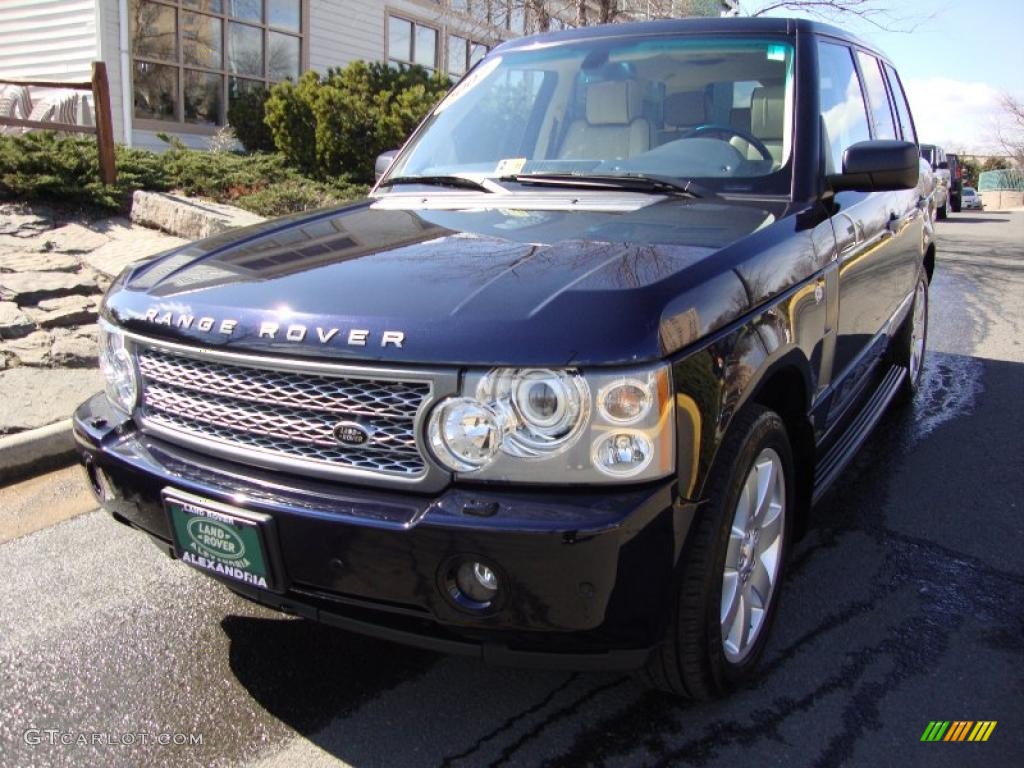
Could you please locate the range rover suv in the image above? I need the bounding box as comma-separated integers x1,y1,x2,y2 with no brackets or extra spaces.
75,18,934,700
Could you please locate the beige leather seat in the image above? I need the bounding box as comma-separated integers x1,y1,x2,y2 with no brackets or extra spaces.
559,80,649,160
750,85,786,166
657,91,705,145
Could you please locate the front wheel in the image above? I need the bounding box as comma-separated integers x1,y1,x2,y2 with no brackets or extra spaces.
642,405,793,700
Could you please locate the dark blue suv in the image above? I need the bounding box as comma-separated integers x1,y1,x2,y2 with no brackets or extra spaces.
75,17,933,699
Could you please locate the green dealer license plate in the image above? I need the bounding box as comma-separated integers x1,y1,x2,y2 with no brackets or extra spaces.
163,490,278,592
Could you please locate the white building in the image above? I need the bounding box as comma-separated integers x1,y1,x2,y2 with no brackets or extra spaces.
0,0,734,151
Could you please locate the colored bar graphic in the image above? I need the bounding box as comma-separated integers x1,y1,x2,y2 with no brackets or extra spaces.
921,721,996,742
969,722,997,742
921,721,950,741
944,721,973,741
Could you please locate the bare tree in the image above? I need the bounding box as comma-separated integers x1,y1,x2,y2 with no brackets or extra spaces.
742,0,932,32
993,92,1024,167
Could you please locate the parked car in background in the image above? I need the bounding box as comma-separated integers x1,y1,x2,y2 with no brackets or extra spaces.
961,186,982,210
75,17,934,701
920,144,953,218
946,152,963,212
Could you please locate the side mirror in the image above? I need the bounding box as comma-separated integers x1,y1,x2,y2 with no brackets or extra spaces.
375,150,399,182
828,140,919,192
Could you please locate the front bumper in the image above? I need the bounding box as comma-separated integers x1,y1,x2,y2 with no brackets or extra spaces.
74,393,695,669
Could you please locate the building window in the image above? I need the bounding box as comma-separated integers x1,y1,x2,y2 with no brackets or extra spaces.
388,16,439,71
446,35,489,78
131,0,305,129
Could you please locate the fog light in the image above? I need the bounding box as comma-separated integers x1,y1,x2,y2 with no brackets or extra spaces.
456,561,499,603
443,558,502,611
592,431,654,478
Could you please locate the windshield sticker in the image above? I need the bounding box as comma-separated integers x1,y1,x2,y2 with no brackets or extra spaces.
767,44,788,61
495,158,527,176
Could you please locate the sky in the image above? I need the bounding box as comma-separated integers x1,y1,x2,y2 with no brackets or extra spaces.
752,0,1024,154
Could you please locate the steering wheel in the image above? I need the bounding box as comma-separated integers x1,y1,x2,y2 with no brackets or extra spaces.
679,124,773,163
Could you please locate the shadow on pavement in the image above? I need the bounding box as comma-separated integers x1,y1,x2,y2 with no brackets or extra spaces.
223,613,439,733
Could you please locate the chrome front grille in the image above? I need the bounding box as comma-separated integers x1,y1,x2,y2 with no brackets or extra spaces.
135,346,432,479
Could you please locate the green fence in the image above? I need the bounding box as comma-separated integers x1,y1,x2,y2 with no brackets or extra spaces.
978,168,1024,191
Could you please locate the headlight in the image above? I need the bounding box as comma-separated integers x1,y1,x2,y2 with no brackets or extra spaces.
427,364,673,483
98,321,138,413
428,398,504,471
477,368,589,457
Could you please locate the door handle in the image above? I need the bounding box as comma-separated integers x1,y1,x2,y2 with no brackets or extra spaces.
887,211,911,234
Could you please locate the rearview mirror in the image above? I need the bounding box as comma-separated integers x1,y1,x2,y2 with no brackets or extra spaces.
375,150,399,182
828,140,919,192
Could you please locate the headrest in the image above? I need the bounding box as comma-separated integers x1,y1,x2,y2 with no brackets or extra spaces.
585,80,643,125
663,91,705,127
751,85,785,139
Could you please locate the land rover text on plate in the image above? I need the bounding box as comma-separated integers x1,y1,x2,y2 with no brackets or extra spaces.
75,18,934,699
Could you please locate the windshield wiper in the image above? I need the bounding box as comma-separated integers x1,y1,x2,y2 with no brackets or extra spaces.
505,172,716,199
379,175,498,193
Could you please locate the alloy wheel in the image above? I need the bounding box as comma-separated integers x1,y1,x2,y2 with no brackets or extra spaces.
720,447,786,663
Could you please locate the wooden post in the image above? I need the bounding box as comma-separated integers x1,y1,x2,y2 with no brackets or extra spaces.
91,61,116,185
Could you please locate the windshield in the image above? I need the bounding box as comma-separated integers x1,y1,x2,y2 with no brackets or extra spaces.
385,35,796,195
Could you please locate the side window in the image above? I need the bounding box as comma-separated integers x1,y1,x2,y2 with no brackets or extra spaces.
817,41,871,174
855,51,897,140
883,63,916,143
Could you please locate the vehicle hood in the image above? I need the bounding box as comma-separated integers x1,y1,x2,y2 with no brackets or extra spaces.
106,194,804,366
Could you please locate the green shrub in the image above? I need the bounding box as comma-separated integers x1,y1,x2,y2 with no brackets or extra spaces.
263,72,320,176
0,132,170,210
264,61,450,183
227,86,275,153
0,131,364,216
233,178,366,217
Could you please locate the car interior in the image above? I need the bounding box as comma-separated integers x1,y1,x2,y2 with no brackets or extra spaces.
405,40,794,183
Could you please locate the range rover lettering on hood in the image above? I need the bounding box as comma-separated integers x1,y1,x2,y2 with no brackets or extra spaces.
142,308,406,348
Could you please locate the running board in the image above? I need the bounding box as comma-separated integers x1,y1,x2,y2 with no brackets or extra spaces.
812,364,907,505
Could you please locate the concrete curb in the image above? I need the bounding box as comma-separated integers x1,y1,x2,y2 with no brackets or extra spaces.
0,419,77,485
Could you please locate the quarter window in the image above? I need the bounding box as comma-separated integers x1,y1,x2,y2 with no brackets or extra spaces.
855,51,897,140
131,0,305,129
817,41,872,174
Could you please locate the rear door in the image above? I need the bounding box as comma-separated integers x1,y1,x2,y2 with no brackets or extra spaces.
881,59,928,300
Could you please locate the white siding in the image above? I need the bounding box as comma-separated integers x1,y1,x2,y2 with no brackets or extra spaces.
309,0,507,74
0,0,98,81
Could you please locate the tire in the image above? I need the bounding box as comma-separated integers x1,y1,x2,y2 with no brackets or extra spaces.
893,271,929,402
641,405,793,700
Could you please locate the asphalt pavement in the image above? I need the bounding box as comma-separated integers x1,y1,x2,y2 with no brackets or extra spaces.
1,210,1021,768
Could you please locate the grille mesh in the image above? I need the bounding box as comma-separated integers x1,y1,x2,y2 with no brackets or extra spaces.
136,346,431,477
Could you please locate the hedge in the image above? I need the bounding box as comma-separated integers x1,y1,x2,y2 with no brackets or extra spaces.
0,132,366,217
